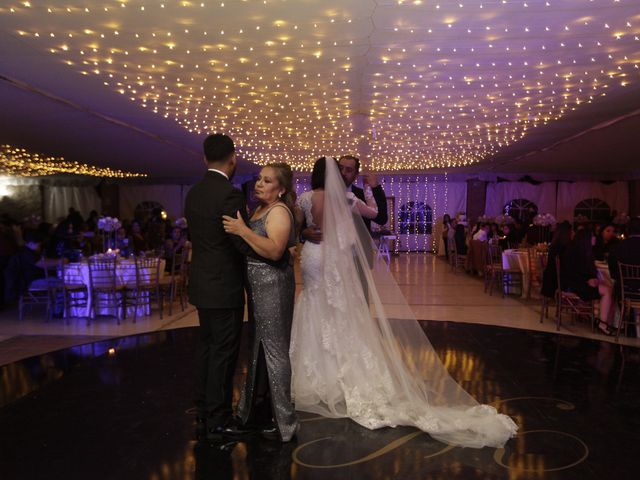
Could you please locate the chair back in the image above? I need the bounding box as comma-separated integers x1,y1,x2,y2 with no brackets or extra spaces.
61,260,84,287
179,247,191,277
88,256,118,290
168,247,190,279
448,236,457,257
618,262,640,304
487,243,502,266
135,256,160,288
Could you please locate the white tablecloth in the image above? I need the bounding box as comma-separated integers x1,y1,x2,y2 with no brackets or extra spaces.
62,258,165,318
502,249,530,297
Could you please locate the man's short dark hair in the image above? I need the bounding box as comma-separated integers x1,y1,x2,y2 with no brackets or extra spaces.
203,134,235,164
339,155,360,173
629,217,640,235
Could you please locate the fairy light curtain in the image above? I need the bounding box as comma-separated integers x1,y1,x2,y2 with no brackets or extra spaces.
294,174,466,252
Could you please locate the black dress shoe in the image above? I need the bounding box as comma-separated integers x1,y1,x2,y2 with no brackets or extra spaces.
260,422,281,441
206,417,255,441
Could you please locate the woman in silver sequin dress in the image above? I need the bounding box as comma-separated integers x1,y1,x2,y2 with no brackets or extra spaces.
222,163,299,442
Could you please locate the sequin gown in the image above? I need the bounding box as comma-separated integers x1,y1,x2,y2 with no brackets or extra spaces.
237,205,298,441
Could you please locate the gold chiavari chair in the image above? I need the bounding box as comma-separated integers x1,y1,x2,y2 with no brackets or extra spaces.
615,262,640,342
61,260,89,323
159,247,190,316
88,255,125,325
18,258,62,322
125,256,162,323
554,256,595,332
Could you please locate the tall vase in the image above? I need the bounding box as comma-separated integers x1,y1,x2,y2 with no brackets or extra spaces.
103,231,116,252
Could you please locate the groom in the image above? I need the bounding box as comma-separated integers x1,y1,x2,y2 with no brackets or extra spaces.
302,155,388,243
186,134,270,441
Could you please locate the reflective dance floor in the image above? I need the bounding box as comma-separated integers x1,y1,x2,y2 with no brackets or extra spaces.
1,321,638,480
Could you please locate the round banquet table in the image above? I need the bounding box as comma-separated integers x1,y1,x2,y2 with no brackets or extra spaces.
62,257,166,319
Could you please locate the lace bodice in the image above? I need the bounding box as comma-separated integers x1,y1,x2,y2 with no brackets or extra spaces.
296,191,315,228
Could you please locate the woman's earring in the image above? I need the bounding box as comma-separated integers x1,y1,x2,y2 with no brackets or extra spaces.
279,192,284,198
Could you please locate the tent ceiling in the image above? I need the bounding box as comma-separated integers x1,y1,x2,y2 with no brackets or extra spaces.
1,0,639,179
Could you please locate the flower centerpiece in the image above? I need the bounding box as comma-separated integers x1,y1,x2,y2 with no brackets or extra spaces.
612,212,630,226
175,217,188,229
494,214,514,225
97,216,121,252
533,213,557,244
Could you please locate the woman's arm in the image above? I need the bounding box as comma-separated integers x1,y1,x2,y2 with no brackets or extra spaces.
348,192,378,219
223,206,292,261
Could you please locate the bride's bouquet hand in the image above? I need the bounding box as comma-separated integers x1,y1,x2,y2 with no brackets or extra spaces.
222,211,249,237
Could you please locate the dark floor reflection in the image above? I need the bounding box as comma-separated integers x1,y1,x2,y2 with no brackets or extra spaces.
0,323,638,480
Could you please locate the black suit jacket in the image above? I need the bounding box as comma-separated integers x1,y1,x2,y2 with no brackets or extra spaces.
185,171,278,309
351,184,388,232
608,236,640,293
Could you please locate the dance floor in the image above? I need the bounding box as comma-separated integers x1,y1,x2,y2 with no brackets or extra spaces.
1,320,638,480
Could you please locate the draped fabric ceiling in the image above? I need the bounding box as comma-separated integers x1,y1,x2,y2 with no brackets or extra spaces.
1,0,639,180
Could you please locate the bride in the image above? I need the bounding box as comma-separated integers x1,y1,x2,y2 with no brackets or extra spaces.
290,156,517,448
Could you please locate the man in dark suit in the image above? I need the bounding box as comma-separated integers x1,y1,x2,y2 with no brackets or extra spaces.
185,134,270,441
609,217,640,296
338,155,388,231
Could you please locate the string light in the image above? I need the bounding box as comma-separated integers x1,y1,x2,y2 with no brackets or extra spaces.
432,174,438,253
0,144,146,178
0,1,637,171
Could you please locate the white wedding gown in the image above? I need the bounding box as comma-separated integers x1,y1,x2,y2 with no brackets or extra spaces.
290,159,517,449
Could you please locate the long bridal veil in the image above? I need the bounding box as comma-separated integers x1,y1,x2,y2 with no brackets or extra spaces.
304,158,517,448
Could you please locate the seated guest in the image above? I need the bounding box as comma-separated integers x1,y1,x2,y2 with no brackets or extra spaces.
499,224,519,250
593,223,618,261
541,221,572,299
146,207,167,253
129,220,148,255
163,225,191,272
454,223,468,255
86,210,99,232
472,223,490,242
3,231,61,304
115,227,131,257
488,223,501,243
608,217,640,298
560,228,614,334
513,220,526,244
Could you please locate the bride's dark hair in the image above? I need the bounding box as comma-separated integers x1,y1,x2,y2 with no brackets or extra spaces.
265,162,296,213
311,156,338,189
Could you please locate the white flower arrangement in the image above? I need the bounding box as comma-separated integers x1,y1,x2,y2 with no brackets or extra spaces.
97,216,122,232
612,212,630,225
175,217,188,229
533,213,557,227
494,214,515,225
477,215,494,224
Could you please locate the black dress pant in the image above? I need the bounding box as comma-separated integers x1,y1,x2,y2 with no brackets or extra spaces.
195,306,244,426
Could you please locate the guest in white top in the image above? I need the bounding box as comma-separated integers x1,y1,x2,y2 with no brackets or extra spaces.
472,224,490,242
